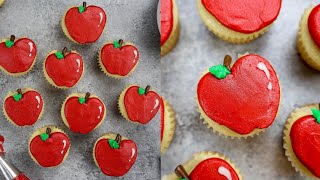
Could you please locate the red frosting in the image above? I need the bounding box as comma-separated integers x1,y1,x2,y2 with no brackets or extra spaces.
201,0,281,33
0,135,4,156
29,132,70,167
4,90,43,126
13,174,29,180
290,115,320,177
100,43,139,76
0,38,37,73
124,86,161,124
160,98,165,141
190,158,240,180
64,6,106,44
64,96,105,134
197,55,280,134
94,138,137,176
160,0,174,45
308,4,320,48
45,52,83,87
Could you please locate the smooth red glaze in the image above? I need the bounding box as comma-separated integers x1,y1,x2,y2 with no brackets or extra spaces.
94,138,137,176
64,96,105,134
13,174,29,180
64,6,106,44
45,52,83,87
0,38,36,73
124,86,161,124
201,0,281,33
4,90,43,126
160,0,173,45
160,98,165,141
197,55,280,134
308,4,320,48
290,115,320,178
100,44,139,76
29,132,70,167
0,135,4,156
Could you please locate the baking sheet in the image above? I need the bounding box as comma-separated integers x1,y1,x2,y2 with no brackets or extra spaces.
0,0,160,179
161,0,319,179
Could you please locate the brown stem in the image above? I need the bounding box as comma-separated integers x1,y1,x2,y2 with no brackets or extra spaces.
17,88,22,94
83,2,87,8
223,55,232,71
84,92,90,103
175,165,189,179
62,47,68,56
46,127,52,136
10,35,15,42
145,85,151,94
115,134,122,144
118,39,124,47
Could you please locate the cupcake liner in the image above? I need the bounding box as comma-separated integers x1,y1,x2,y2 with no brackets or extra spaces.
3,88,44,127
28,125,70,168
161,0,180,56
297,6,320,71
0,0,4,6
161,98,176,155
43,50,85,89
162,151,243,180
197,0,271,44
283,104,319,179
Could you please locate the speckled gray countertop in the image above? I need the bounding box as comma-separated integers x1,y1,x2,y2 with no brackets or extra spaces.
0,0,160,179
161,0,319,179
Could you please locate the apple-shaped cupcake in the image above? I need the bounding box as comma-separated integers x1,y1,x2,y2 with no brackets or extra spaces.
0,35,37,76
29,126,70,167
3,88,43,127
197,54,280,138
118,85,161,124
93,133,137,177
160,97,176,155
162,151,242,180
43,47,84,88
284,104,320,179
0,0,4,6
62,2,107,44
61,92,106,134
99,39,139,78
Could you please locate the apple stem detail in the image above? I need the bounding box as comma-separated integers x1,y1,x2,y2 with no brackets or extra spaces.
79,92,91,104
108,134,122,149
223,55,232,71
209,55,232,79
13,89,23,102
114,39,124,48
62,47,68,56
79,2,87,13
40,127,51,141
138,85,151,95
5,35,15,48
175,165,190,180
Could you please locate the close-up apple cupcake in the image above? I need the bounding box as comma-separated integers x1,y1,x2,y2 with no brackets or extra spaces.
196,54,280,138
283,104,320,179
197,0,282,43
160,97,176,155
297,4,320,71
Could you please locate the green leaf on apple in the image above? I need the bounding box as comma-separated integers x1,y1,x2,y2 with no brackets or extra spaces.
5,40,14,48
55,52,64,59
13,93,22,102
78,97,86,104
78,6,85,13
311,108,320,124
114,40,121,48
138,87,146,95
40,133,49,141
209,64,231,79
108,139,120,149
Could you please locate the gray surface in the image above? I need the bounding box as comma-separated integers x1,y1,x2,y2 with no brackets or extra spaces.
0,0,160,179
161,0,319,179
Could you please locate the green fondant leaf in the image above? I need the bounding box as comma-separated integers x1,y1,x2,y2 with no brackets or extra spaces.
114,40,121,48
108,139,120,149
180,179,187,180
5,40,14,48
78,6,85,13
311,108,320,124
209,64,231,79
78,97,86,104
138,87,145,95
13,93,22,102
55,52,64,59
40,133,49,141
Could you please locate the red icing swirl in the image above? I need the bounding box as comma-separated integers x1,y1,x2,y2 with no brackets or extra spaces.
45,52,84,87
308,4,320,48
197,55,280,134
4,90,43,126
201,0,281,33
13,174,29,180
0,38,37,73
124,86,161,124
64,6,107,44
0,135,4,156
190,158,240,180
29,132,70,167
160,98,165,141
290,115,320,178
160,0,173,45
100,43,139,76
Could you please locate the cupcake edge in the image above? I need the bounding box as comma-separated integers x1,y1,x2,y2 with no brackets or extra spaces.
161,98,176,155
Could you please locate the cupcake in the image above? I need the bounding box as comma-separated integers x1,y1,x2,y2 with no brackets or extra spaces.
297,4,320,71
197,0,281,43
283,104,320,179
0,35,37,76
99,39,139,78
62,2,107,44
196,54,280,138
43,47,84,89
162,151,242,180
118,85,161,124
0,0,4,6
3,88,43,127
93,133,137,177
160,97,176,155
61,92,106,134
160,0,180,56
28,126,70,167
